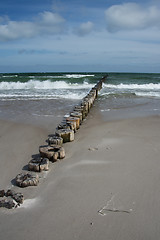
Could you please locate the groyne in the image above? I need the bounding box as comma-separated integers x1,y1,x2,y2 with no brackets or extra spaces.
0,75,108,209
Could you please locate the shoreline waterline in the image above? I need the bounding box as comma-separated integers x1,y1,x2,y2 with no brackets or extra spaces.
0,72,159,125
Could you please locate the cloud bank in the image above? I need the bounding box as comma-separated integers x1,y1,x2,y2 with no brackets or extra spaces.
105,3,160,32
1,2,160,42
0,11,65,41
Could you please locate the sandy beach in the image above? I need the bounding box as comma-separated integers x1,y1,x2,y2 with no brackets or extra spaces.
0,119,48,189
0,103,160,240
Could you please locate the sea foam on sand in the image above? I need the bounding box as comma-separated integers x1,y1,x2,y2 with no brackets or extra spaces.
20,198,39,209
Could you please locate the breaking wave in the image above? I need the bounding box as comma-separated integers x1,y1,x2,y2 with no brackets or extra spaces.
103,83,160,90
0,80,94,90
102,83,160,98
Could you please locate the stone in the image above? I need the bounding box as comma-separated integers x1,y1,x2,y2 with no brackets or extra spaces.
56,129,74,143
5,199,16,209
87,92,95,106
15,173,39,188
5,189,15,197
0,199,5,208
12,192,24,204
0,199,16,209
66,116,80,130
57,120,77,132
83,97,92,111
74,106,85,120
48,135,63,146
89,89,96,99
0,189,24,208
57,124,71,130
74,105,84,112
65,120,77,132
0,190,5,197
91,87,98,98
28,157,49,172
5,190,24,204
81,101,89,117
94,81,102,91
39,145,65,162
70,111,82,123
2,199,16,209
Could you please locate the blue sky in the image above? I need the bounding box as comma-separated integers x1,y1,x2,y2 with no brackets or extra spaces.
0,0,160,73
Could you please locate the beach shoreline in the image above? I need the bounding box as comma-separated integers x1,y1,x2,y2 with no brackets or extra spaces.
0,99,160,239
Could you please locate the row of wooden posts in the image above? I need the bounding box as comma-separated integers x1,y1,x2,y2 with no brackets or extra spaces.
0,75,107,209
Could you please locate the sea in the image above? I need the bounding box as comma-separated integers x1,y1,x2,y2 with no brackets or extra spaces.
0,72,160,130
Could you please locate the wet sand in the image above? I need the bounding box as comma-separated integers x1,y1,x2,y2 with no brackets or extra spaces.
0,107,160,239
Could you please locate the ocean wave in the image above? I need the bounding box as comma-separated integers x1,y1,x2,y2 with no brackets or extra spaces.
2,75,18,78
135,92,160,98
65,74,95,78
100,92,136,98
0,92,86,100
0,80,94,90
29,75,63,79
28,74,95,79
103,83,160,90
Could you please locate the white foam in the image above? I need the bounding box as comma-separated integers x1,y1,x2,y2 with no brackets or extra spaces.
29,74,95,79
65,160,111,170
65,74,95,78
101,109,111,112
0,80,94,90
104,83,160,90
20,198,39,209
135,91,160,98
0,91,86,100
2,75,18,78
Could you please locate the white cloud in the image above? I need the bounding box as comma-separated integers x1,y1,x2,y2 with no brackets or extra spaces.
0,11,65,41
38,11,65,25
75,21,94,36
1,29,160,72
105,3,160,32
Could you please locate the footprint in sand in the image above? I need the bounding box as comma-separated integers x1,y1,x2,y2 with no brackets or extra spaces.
88,146,112,151
88,147,98,151
106,146,112,150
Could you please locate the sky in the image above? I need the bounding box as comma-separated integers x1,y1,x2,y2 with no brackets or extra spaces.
0,0,160,73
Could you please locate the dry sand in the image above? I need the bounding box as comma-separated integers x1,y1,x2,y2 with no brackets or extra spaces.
0,109,160,240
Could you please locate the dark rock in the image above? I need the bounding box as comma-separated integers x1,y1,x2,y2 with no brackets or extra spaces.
12,192,24,204
5,189,15,197
0,199,16,209
66,117,80,130
39,145,65,162
55,129,74,143
48,135,63,146
0,190,5,197
0,199,5,207
70,112,82,123
28,157,49,172
4,199,16,209
16,173,39,188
